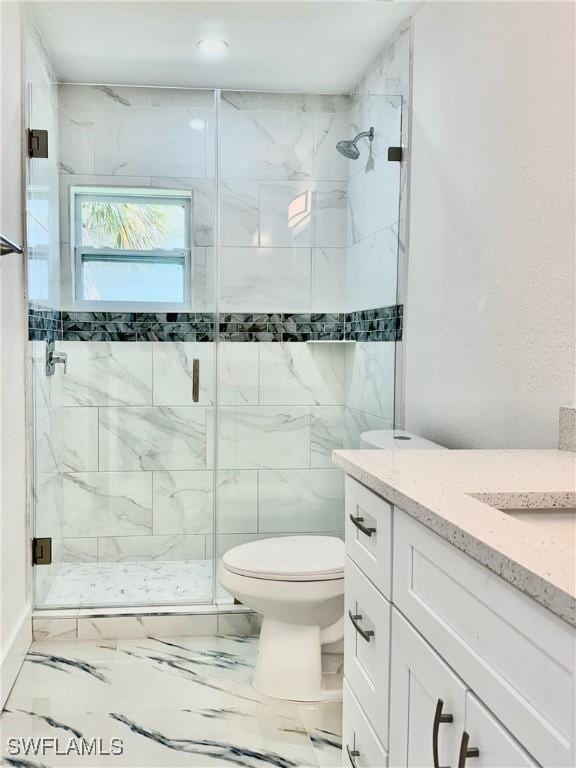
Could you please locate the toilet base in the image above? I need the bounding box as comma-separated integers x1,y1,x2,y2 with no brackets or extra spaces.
251,617,343,702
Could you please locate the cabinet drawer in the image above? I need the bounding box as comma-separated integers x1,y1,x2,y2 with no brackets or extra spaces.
393,509,575,767
345,557,391,744
345,476,392,599
464,692,539,768
343,681,388,768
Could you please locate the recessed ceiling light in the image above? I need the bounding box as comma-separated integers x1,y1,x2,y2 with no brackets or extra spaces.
197,39,229,57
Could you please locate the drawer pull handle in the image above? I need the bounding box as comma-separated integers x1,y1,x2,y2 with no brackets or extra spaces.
346,745,360,767
349,514,376,537
457,732,479,768
433,698,454,768
348,610,374,642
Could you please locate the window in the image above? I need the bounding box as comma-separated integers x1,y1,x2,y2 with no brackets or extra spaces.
72,188,192,307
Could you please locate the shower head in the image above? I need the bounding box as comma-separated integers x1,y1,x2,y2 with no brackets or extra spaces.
336,127,374,159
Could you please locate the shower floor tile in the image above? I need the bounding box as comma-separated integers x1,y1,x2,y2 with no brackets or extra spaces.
41,560,215,608
1,635,342,767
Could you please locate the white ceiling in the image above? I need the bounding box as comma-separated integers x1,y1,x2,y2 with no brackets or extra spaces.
29,1,422,93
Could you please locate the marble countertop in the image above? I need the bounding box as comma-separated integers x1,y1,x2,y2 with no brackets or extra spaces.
332,448,576,626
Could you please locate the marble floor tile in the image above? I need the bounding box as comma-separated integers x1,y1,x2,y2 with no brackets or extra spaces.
40,560,214,608
3,645,117,715
2,635,342,767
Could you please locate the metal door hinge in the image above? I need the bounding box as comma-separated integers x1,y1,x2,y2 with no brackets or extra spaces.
28,129,48,159
388,146,403,162
33,537,52,565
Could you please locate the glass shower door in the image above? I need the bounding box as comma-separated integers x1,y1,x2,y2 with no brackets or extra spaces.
214,90,403,602
30,82,218,608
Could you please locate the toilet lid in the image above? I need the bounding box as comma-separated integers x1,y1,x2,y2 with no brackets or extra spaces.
222,536,345,581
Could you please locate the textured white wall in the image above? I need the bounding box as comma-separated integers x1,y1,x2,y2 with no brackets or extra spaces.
405,1,575,448
0,0,32,705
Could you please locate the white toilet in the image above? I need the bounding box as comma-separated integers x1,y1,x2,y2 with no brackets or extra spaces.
219,431,445,703
218,535,344,702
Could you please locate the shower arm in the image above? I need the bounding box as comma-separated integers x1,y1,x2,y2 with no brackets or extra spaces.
352,128,374,143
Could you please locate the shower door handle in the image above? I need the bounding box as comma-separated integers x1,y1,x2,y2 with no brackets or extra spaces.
192,358,200,402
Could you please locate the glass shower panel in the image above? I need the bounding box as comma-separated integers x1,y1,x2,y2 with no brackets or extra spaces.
26,24,62,609
215,91,403,602
31,85,218,608
344,93,403,446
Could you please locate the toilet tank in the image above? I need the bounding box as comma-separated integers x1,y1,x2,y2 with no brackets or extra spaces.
360,429,446,450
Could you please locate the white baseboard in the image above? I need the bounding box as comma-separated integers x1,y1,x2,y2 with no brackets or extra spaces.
0,604,32,708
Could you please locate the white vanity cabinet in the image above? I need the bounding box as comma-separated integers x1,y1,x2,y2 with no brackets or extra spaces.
389,613,539,768
388,612,466,768
342,476,575,768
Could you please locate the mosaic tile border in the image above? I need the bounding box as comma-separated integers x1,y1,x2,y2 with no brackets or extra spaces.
62,312,215,342
29,305,63,341
346,304,403,342
28,306,403,343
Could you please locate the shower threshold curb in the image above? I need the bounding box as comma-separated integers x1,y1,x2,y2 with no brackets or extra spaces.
32,604,260,642
33,603,251,619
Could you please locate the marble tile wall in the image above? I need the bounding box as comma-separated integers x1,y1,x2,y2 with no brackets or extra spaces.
219,90,352,313
39,340,352,580
57,85,352,314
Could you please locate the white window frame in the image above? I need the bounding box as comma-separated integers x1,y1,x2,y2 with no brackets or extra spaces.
71,186,193,311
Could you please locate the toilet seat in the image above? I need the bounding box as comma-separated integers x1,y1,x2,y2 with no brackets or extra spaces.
222,535,344,581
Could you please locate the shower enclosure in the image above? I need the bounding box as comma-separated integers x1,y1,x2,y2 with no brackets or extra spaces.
26,75,404,609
